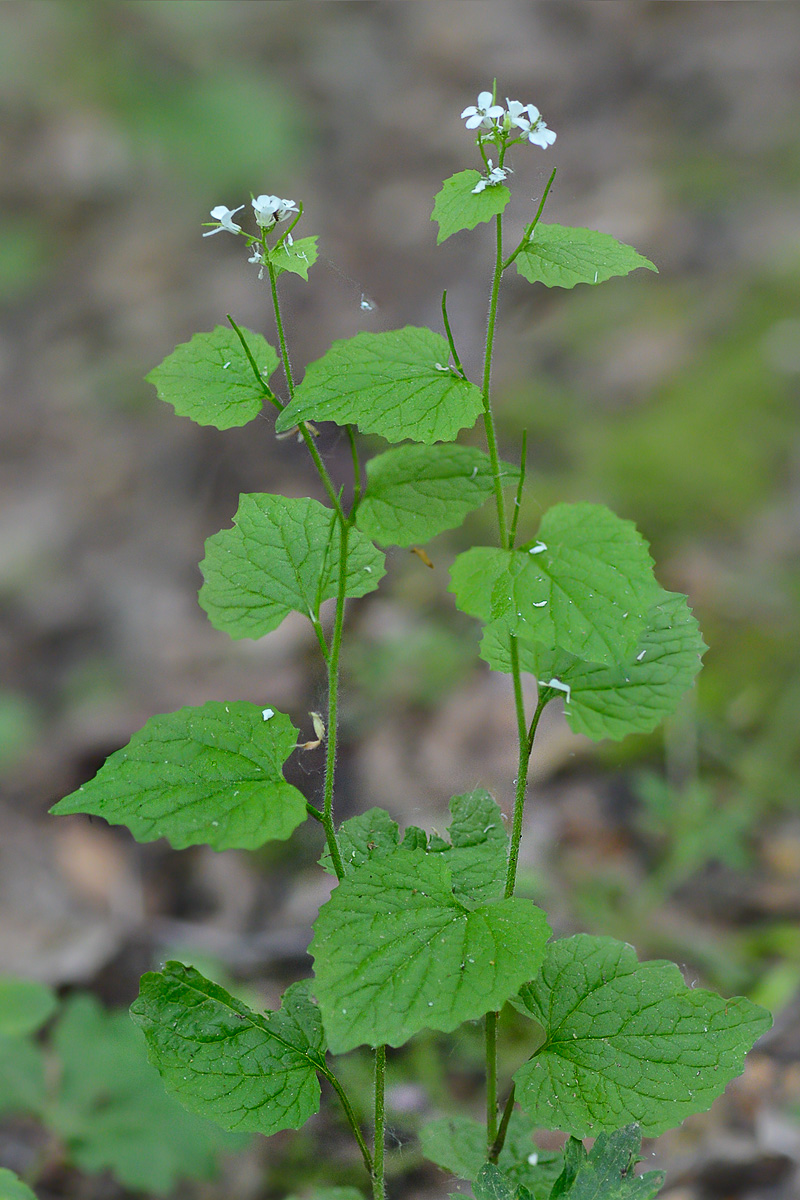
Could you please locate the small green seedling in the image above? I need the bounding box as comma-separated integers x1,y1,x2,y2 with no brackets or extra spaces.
52,86,770,1199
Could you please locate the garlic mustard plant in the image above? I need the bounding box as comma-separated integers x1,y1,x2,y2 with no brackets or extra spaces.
53,85,770,1200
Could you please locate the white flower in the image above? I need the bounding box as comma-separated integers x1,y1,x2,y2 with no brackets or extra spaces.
461,90,504,131
202,204,244,237
247,244,267,279
506,99,556,148
471,159,510,194
252,194,299,229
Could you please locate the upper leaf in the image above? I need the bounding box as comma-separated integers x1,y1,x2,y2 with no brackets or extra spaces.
432,170,511,244
274,328,484,444
199,493,385,640
0,1035,46,1116
319,791,509,903
146,325,278,429
356,445,519,547
51,701,307,851
515,225,657,290
0,978,57,1037
270,235,318,280
513,934,772,1138
319,806,400,875
450,503,660,666
50,993,240,1194
131,964,326,1138
550,1127,664,1200
420,1110,563,1199
311,847,550,1053
480,590,706,741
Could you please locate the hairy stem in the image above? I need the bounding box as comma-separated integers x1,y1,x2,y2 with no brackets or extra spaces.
505,688,547,899
373,1045,386,1200
320,519,350,881
486,1011,498,1147
321,1066,374,1178
489,1084,516,1163
481,212,509,548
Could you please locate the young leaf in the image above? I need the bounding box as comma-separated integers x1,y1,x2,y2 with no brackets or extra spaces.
146,325,278,429
311,847,550,1053
356,445,519,547
432,170,511,244
319,806,400,875
480,590,706,741
0,1035,46,1115
473,1163,518,1200
513,935,772,1138
515,225,657,290
49,993,240,1194
131,965,326,1138
550,1127,664,1200
420,1110,563,1199
0,1169,38,1200
0,977,57,1037
274,328,484,444
51,701,307,851
270,234,318,280
450,504,660,666
199,493,385,640
441,789,509,903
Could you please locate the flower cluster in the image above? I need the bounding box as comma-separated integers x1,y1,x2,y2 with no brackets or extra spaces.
202,195,299,238
461,90,556,149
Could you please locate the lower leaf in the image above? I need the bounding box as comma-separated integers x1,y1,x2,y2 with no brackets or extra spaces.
513,934,771,1138
131,965,326,1136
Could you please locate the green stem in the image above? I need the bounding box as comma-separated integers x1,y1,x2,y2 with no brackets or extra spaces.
320,520,349,881
227,314,281,408
267,259,295,395
485,1011,498,1147
373,1045,386,1200
505,687,547,899
501,167,556,272
508,429,527,549
489,1085,516,1163
347,424,363,512
321,1065,374,1178
441,290,466,377
305,802,324,822
481,213,509,548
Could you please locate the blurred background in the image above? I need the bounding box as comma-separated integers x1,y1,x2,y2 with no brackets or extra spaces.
1,2,800,1198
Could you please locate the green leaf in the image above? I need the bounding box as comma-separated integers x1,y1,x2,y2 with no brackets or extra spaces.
0,1169,38,1200
311,847,550,1053
480,591,706,741
146,325,278,429
442,789,509,903
49,993,241,1194
551,1128,664,1200
51,701,307,851
515,225,657,290
274,328,484,444
513,934,772,1138
450,504,660,666
286,1191,365,1200
356,445,519,547
0,977,57,1037
199,493,385,640
420,1110,562,1199
432,170,511,244
474,1163,518,1200
270,235,318,281
131,965,326,1138
0,1035,46,1115
320,807,400,875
